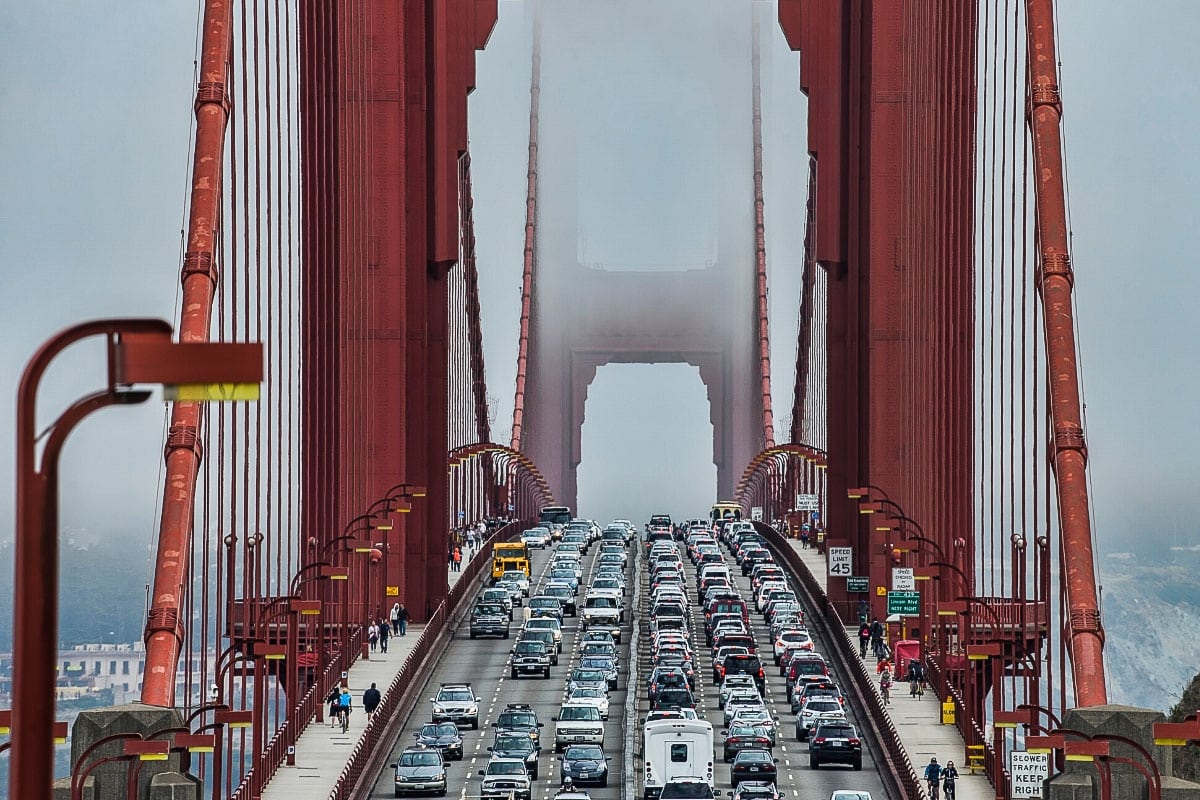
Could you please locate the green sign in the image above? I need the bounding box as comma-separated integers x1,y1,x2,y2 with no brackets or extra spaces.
887,590,920,616
846,576,870,593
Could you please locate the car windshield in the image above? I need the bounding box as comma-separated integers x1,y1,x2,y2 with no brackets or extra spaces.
809,700,842,713
531,598,558,607
474,604,504,616
499,712,536,727
488,762,526,775
728,725,761,737
819,726,855,737
588,597,617,608
495,736,533,752
559,706,600,720
399,751,441,767
737,751,772,763
572,670,605,682
582,658,612,670
421,724,457,737
564,745,604,760
515,642,545,654
660,783,713,799
571,688,603,699
439,689,473,702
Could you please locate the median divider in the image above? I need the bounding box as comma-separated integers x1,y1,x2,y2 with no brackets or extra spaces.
623,541,644,800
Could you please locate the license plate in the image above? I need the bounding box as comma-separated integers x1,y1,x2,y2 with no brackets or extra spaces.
580,772,592,778
749,767,760,772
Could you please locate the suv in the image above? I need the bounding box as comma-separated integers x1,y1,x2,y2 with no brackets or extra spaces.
494,704,544,745
392,746,448,797
553,704,605,751
470,603,510,639
519,629,559,665
721,654,765,692
478,757,532,800
431,683,481,729
502,569,530,596
581,594,623,642
808,721,862,770
511,640,552,679
659,777,714,800
489,731,541,780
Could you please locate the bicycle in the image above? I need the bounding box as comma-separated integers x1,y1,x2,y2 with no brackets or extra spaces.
942,779,956,800
337,705,350,733
927,778,940,800
880,676,892,706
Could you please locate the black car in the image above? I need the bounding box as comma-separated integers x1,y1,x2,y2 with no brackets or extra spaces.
808,721,863,770
729,749,778,786
559,743,610,787
470,603,510,639
722,723,773,762
730,781,784,800
414,722,464,760
544,584,578,615
652,686,696,711
647,666,690,703
494,704,544,746
722,654,765,692
489,732,541,780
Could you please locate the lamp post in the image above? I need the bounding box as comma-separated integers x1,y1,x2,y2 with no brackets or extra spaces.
12,319,261,799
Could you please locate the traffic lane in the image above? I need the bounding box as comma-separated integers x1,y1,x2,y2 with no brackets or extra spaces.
371,545,561,798
724,548,887,799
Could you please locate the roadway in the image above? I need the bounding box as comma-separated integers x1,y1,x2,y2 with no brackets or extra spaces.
366,521,891,800
368,540,632,799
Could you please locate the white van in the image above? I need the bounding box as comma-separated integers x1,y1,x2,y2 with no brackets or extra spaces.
642,718,714,800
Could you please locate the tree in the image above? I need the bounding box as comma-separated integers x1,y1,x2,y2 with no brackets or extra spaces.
1169,671,1200,782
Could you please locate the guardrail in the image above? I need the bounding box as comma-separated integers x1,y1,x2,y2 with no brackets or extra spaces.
752,522,921,800
622,541,644,800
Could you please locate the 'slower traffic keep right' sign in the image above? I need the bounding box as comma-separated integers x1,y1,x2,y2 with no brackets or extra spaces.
1009,750,1048,797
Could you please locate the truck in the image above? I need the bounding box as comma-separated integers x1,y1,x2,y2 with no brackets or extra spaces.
641,718,714,800
492,541,531,581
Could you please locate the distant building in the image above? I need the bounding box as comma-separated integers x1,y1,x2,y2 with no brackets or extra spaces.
0,643,217,706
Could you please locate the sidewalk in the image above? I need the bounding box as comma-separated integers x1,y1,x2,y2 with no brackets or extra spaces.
260,559,473,800
788,540,993,800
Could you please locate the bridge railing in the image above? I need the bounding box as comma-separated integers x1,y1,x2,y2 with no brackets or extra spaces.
751,522,922,798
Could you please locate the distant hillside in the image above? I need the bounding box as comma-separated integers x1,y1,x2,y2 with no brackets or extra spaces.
1099,550,1200,713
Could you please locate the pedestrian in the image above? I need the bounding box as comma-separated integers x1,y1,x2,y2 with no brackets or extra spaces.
363,682,382,716
800,524,811,549
326,685,342,727
397,602,409,636
447,545,454,567
857,621,872,658
856,599,870,625
378,618,390,653
869,617,886,659
368,621,378,652
452,546,462,572
390,602,402,635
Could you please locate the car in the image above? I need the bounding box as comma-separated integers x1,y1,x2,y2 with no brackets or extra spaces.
728,707,776,745
795,698,847,740
544,583,579,616
580,641,618,660
722,723,773,761
597,552,626,570
521,527,552,548
494,704,544,745
565,687,611,720
827,793,872,800
723,691,765,727
731,782,785,800
590,576,626,595
652,686,696,711
524,618,563,652
791,682,845,714
719,675,759,709
809,721,863,770
559,744,610,786
527,595,565,621
658,776,715,800
470,604,510,639
720,654,766,692
567,668,609,696
579,629,617,647
553,704,605,751
392,746,448,797
489,731,541,780
579,655,619,689
431,684,480,729
478,757,532,800
648,666,691,703
503,569,531,596
730,749,778,786
519,629,560,664
497,579,524,606
481,587,514,618
414,722,464,760
773,630,813,663
511,639,553,679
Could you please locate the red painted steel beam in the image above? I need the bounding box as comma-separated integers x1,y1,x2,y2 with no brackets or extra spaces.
1025,0,1108,705
790,159,817,444
510,12,541,453
460,153,492,446
142,0,233,707
751,8,776,449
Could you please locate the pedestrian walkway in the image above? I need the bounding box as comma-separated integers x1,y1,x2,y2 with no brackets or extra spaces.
786,539,992,800
260,560,472,800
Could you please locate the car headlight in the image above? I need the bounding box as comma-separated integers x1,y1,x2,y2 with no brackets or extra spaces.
433,705,446,714
467,705,478,714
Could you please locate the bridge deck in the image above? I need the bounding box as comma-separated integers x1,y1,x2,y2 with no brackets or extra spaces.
259,535,996,800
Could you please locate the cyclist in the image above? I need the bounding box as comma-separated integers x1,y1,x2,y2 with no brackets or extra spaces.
924,757,943,800
879,668,893,706
326,686,342,728
942,759,959,799
906,658,925,698
338,687,353,732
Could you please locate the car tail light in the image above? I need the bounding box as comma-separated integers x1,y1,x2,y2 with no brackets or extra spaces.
848,737,861,745
812,737,826,744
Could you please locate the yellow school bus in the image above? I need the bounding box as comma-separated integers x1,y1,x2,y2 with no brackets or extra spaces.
492,541,531,580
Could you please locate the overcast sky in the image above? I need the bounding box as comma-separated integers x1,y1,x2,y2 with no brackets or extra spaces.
0,2,1196,555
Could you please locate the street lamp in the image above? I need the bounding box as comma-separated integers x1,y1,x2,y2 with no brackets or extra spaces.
12,319,261,800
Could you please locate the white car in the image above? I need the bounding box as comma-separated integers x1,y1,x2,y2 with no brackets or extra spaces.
524,618,563,652
829,793,872,800
565,687,611,720
502,570,531,596
718,675,759,709
723,692,765,727
773,630,813,662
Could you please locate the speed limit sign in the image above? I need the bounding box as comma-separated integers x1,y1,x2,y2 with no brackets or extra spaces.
828,547,852,577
